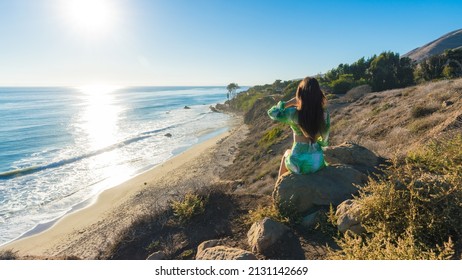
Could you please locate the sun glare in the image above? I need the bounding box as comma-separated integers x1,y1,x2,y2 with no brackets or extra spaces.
61,0,118,37
77,84,122,150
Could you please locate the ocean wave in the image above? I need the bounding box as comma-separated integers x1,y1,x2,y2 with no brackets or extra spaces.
0,124,178,180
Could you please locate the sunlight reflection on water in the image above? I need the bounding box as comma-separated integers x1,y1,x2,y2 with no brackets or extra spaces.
76,85,134,193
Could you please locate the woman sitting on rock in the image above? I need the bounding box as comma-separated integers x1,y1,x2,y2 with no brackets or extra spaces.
268,77,330,177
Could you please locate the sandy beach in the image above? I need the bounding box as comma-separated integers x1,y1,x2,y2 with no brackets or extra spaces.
1,118,248,259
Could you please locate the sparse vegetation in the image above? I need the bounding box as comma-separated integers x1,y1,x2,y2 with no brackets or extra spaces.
411,104,438,118
246,204,289,225
371,103,393,116
0,249,18,260
258,125,284,149
408,115,444,133
329,135,462,260
11,65,461,260
171,193,207,224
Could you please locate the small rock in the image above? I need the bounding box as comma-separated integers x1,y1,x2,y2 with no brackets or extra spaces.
164,133,172,137
336,199,365,235
196,245,257,260
184,106,191,109
247,218,304,259
301,211,322,229
146,251,165,260
248,218,289,253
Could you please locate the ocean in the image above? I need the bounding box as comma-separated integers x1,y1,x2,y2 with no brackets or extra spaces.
0,86,236,245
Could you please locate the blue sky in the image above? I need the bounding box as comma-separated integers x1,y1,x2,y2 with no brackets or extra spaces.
0,0,461,86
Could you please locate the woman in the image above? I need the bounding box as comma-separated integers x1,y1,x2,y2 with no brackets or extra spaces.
268,77,330,177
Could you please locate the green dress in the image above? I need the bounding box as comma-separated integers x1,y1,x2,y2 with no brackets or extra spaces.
268,101,330,174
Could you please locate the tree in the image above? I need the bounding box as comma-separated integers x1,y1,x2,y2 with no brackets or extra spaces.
226,83,240,101
397,56,415,87
368,51,400,91
367,51,414,91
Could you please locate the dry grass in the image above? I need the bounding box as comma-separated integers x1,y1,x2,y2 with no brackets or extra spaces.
330,78,462,158
328,134,462,260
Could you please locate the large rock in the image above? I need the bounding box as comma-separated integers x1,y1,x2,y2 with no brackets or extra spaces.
273,164,367,215
336,199,365,235
195,245,257,260
247,218,304,259
197,239,221,253
324,142,381,174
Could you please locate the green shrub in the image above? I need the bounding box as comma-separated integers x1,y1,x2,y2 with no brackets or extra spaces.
411,105,438,118
258,125,284,148
180,249,194,259
171,193,207,224
329,134,462,259
231,91,265,112
330,75,356,94
409,134,462,171
246,204,289,225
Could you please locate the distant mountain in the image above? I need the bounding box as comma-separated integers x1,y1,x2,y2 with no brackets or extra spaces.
404,29,462,62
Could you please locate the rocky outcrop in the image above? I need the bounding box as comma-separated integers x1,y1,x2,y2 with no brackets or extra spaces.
195,240,257,260
247,218,304,259
336,199,365,235
273,164,367,215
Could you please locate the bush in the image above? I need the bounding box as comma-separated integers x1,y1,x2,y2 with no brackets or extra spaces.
171,193,207,224
411,105,438,118
329,134,462,259
0,250,18,260
331,78,355,95
246,204,289,225
232,91,265,112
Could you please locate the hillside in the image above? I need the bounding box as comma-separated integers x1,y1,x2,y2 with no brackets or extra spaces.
222,78,462,192
404,29,462,61
218,77,462,259
4,78,461,260
329,78,462,157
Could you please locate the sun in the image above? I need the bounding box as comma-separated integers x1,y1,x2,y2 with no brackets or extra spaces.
61,0,118,37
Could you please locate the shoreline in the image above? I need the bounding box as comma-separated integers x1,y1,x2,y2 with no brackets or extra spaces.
1,116,247,258
21,126,231,240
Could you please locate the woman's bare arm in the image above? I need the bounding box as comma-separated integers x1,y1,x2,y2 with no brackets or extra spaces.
284,97,298,108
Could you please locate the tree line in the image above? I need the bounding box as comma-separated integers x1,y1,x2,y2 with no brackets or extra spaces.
319,48,462,94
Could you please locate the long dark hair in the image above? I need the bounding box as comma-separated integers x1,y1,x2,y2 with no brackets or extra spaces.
296,77,327,141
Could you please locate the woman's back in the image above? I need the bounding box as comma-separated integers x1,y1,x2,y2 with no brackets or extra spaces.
267,77,330,176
